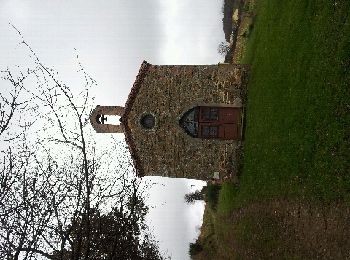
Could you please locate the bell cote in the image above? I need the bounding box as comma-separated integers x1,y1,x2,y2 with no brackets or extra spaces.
90,105,125,133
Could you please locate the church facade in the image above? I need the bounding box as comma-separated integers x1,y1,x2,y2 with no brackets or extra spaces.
90,61,248,180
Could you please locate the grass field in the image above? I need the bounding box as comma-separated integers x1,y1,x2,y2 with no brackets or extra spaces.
238,0,350,205
194,0,350,258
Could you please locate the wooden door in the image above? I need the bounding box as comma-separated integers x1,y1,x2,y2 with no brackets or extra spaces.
198,106,241,140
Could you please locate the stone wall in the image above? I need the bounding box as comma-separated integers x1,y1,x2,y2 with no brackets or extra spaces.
126,64,248,180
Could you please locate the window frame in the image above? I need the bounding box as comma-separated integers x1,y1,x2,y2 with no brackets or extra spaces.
200,125,219,138
200,107,219,121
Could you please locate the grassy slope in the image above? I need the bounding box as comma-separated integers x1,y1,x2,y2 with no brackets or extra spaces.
195,0,350,258
226,0,350,209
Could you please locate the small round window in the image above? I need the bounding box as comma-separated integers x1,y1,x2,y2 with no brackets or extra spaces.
140,114,155,129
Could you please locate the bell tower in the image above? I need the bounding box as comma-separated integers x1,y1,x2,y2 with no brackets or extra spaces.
90,105,125,133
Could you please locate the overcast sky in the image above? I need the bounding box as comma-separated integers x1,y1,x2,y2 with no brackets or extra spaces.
0,1,224,259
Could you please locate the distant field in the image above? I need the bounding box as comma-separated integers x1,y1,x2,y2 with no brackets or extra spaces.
194,0,350,258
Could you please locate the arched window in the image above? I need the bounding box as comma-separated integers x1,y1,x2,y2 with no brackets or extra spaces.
179,107,199,137
140,114,155,129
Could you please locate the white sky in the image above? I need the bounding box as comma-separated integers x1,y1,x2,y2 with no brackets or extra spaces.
0,1,224,259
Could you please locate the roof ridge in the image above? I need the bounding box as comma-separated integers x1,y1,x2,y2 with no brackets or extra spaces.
121,60,152,177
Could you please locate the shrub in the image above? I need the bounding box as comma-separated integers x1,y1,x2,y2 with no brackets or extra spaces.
205,184,222,210
189,241,203,256
184,190,204,204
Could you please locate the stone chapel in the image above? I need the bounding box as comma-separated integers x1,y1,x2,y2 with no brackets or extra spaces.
90,61,249,180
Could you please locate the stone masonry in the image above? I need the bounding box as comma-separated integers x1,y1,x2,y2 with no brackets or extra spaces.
116,61,249,180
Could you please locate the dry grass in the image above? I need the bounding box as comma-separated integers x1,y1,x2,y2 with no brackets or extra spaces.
192,206,218,260
194,197,350,259
225,199,350,259
232,0,256,63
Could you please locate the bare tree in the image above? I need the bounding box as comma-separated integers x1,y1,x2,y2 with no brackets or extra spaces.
0,26,165,260
217,41,231,56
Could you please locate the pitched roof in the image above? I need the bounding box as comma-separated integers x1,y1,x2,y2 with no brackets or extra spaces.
120,61,151,177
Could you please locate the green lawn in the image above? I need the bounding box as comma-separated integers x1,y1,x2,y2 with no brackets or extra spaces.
195,0,350,258
229,0,350,208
